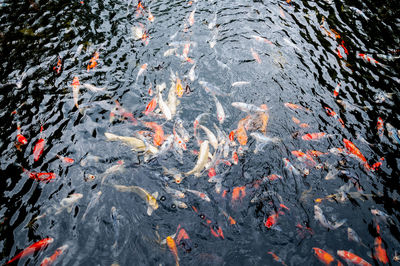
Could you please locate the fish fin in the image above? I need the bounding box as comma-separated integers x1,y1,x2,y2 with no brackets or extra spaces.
152,191,159,199
67,206,73,213
147,206,154,216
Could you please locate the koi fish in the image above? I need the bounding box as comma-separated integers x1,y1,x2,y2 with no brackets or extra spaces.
231,102,268,113
148,8,154,22
302,132,329,141
251,35,273,45
158,85,172,120
347,227,367,247
114,100,138,124
166,236,180,266
188,63,196,81
268,252,287,266
386,123,400,144
284,102,310,112
136,63,147,81
312,248,335,265
87,51,99,71
16,123,28,145
291,150,316,167
104,132,158,155
144,97,157,115
56,155,74,164
23,168,56,182
165,185,185,199
343,139,369,168
163,166,184,184
251,133,281,153
314,205,346,230
251,48,261,63
100,160,125,185
358,53,379,65
232,150,239,165
283,158,300,175
53,56,62,74
325,107,345,127
40,244,68,266
111,206,120,250
333,83,340,97
188,8,195,26
82,191,102,221
176,78,184,97
265,211,280,229
198,125,218,150
231,186,246,204
174,119,190,143
337,250,371,266
236,124,248,146
167,79,179,116
144,122,165,146
6,237,54,265
373,236,389,264
377,117,384,138
113,184,158,216
185,140,209,176
213,95,225,124
164,48,178,57
186,189,211,202
71,76,80,109
83,83,106,92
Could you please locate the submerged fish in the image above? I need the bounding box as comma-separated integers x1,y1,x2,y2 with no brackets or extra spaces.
251,132,281,153
113,184,158,216
6,238,54,265
104,132,158,155
185,140,209,176
314,205,346,230
337,250,371,266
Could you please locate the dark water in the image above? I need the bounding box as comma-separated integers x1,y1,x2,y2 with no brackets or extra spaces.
1,0,400,265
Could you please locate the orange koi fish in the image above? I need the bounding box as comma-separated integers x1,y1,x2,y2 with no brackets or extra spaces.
268,251,287,266
343,139,369,168
87,51,99,71
144,122,164,146
312,248,335,265
333,83,340,97
325,107,345,127
301,132,327,141
337,250,371,266
23,168,56,182
176,78,184,97
291,150,316,167
373,236,389,264
231,186,246,204
377,117,384,138
292,116,301,124
251,48,261,63
236,125,248,145
40,244,68,266
33,126,46,161
284,102,310,112
6,237,54,264
16,123,28,145
208,167,216,178
144,97,157,115
166,236,180,266
210,225,224,239
53,56,62,74
229,130,235,142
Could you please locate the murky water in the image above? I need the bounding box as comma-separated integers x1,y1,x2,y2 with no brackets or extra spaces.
1,0,400,265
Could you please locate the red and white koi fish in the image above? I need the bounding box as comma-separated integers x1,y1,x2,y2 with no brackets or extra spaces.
23,169,56,182
16,123,28,145
53,56,62,74
6,237,54,265
188,8,196,26
71,76,80,109
333,83,340,97
40,244,68,266
186,189,211,202
325,107,345,127
291,150,316,167
144,97,157,115
337,250,371,266
57,155,74,164
358,53,379,65
33,125,46,161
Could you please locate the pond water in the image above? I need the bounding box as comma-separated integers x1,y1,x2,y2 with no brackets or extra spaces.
1,0,400,265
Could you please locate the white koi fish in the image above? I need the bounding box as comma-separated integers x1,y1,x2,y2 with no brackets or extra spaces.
314,205,346,230
185,140,209,176
113,184,159,216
